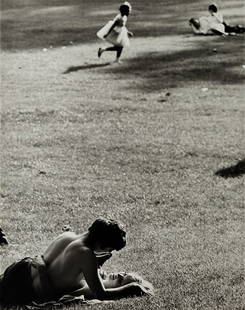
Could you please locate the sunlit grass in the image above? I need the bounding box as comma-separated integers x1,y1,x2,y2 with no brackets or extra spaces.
1,1,244,309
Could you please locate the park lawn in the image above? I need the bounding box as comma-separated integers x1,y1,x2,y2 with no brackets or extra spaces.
0,1,244,309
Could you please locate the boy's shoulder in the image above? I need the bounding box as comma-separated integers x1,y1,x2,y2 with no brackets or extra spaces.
60,231,77,238
69,239,94,256
69,243,97,267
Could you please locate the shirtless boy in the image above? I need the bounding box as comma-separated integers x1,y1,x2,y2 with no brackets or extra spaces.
0,218,145,306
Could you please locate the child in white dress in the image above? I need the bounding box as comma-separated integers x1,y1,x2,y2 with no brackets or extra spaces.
97,2,133,63
189,3,226,35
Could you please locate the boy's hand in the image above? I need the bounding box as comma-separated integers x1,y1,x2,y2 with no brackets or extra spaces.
128,31,134,37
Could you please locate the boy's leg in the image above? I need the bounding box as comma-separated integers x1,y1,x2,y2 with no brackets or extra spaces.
98,48,103,58
115,47,123,62
1,257,35,305
98,46,118,58
98,46,123,63
0,274,3,303
210,28,225,35
104,46,118,52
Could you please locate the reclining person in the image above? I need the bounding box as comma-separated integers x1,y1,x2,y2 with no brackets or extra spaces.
0,218,150,306
73,270,154,299
190,3,245,35
189,3,226,35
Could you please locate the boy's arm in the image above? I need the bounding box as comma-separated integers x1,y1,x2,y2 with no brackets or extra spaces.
79,248,144,300
96,252,112,268
69,282,145,300
68,285,94,299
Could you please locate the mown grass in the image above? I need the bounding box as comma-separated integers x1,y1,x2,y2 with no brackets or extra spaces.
1,0,245,309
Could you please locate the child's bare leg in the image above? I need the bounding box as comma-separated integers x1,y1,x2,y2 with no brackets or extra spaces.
103,46,119,53
98,46,123,63
115,47,123,62
98,46,119,58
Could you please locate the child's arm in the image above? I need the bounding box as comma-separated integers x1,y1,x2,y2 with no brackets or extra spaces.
104,21,117,37
213,12,223,23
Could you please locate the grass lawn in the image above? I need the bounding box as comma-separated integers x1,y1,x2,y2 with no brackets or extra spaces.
0,0,244,309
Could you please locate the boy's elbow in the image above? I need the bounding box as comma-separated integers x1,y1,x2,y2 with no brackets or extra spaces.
95,289,119,301
93,290,109,300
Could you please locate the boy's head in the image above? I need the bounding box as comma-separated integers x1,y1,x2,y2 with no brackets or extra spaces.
208,3,218,13
88,218,126,251
119,2,132,16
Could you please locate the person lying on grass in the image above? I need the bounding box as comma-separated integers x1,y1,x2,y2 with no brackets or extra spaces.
0,218,151,306
189,3,227,35
189,3,245,35
71,270,154,299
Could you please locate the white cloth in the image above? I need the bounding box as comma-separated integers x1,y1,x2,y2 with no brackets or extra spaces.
96,14,130,47
26,295,112,309
97,20,114,39
192,12,225,34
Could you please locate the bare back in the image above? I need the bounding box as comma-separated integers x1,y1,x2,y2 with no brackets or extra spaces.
33,223,136,301
43,232,78,264
42,232,88,293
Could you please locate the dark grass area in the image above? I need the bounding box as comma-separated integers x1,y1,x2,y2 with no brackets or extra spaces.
1,1,244,309
101,36,245,91
1,0,244,50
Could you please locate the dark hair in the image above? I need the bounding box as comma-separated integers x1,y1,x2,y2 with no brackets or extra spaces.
88,218,126,251
119,4,130,16
208,4,218,12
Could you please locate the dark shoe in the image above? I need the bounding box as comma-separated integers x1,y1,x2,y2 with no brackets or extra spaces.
0,228,8,245
98,48,103,58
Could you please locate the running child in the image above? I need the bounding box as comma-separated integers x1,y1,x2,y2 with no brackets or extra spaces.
97,2,133,63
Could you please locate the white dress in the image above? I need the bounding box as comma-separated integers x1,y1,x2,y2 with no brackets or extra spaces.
97,14,130,47
192,12,226,35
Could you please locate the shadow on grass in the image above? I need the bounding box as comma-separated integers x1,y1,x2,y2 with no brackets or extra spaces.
2,1,245,91
1,0,244,50
103,35,245,91
215,158,245,178
63,62,111,74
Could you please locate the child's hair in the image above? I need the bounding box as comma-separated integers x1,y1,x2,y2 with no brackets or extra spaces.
208,4,218,12
88,218,126,251
119,2,132,16
127,272,154,296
